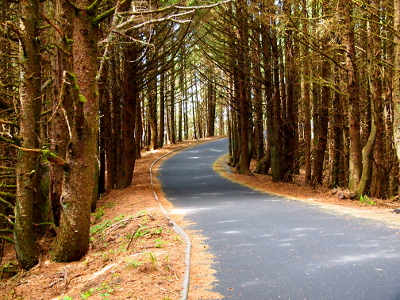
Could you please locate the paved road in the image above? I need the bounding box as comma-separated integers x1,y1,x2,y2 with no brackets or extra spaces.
158,138,400,300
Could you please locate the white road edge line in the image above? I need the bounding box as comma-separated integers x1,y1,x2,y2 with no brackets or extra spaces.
150,146,191,300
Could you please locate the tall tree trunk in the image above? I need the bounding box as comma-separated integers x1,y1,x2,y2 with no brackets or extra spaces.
158,72,165,147
312,60,329,185
255,20,272,175
207,78,216,137
283,5,296,182
192,74,198,139
236,0,251,175
50,1,75,224
52,1,99,262
360,0,382,196
393,0,400,170
253,42,264,161
170,64,176,143
342,1,362,191
331,72,344,187
117,48,138,189
302,0,312,184
148,73,158,151
270,29,284,181
15,0,41,269
135,98,143,158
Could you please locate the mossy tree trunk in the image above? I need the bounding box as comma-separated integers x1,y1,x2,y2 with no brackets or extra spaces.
342,1,362,191
393,0,400,173
14,0,41,270
365,0,384,197
51,0,99,262
49,0,74,227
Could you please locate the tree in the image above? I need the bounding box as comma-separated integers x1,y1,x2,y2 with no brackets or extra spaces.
14,0,42,269
51,0,101,262
393,0,400,167
341,0,363,191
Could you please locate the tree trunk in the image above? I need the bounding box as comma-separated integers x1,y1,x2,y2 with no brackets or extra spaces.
236,0,251,175
50,1,75,223
51,2,99,262
207,78,216,137
14,0,41,269
331,74,344,188
368,0,385,197
312,60,329,185
158,72,165,148
255,20,272,175
148,72,158,151
343,1,362,191
117,48,138,189
170,65,176,143
270,26,284,181
302,0,312,185
283,10,296,182
393,0,400,170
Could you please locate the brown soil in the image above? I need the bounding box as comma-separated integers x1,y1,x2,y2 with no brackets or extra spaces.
2,139,400,300
0,138,222,300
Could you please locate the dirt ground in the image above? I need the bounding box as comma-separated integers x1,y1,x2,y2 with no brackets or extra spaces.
0,138,222,300
1,137,400,300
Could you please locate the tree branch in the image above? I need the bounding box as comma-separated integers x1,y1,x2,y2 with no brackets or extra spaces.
0,235,14,244
41,12,64,37
64,0,81,13
92,0,132,26
87,0,103,14
117,10,195,32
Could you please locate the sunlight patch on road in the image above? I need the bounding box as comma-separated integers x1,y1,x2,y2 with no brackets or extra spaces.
218,219,240,224
292,227,318,232
331,252,400,264
259,234,275,237
169,207,212,215
209,148,226,152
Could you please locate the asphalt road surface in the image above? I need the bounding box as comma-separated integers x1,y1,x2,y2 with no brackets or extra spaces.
158,138,400,300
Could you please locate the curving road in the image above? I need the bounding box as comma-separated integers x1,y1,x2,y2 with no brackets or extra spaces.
158,138,400,300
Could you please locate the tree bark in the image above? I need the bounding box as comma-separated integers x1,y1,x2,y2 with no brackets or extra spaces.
236,0,251,175
158,72,165,148
117,47,138,189
148,72,158,151
52,1,99,262
393,0,400,170
342,1,362,191
312,60,329,185
14,0,41,269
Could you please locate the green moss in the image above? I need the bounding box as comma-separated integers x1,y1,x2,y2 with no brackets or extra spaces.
68,72,79,90
78,94,87,103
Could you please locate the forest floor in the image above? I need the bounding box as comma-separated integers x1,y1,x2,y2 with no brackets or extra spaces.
1,137,400,300
0,138,221,300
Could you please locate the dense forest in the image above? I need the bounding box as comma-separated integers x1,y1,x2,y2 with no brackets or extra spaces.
1,0,400,271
